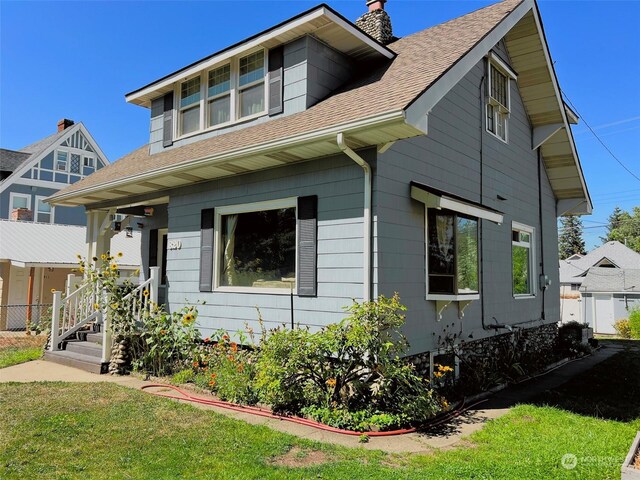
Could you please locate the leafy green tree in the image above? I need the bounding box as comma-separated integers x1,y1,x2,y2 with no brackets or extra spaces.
602,206,640,253
558,215,586,259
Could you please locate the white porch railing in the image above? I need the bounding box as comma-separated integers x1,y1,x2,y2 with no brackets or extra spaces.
49,267,159,364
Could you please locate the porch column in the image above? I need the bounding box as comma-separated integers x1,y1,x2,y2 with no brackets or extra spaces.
86,210,112,266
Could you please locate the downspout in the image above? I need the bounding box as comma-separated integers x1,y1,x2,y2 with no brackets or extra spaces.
337,132,371,302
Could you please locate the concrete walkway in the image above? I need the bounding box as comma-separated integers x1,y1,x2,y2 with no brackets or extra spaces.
0,342,626,454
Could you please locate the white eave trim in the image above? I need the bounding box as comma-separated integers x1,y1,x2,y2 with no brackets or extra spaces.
125,6,394,106
410,184,503,224
48,110,407,205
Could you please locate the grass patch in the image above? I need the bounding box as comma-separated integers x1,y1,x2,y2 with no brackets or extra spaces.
1,379,638,480
0,336,45,368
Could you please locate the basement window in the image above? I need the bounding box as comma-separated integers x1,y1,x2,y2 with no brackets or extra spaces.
486,54,516,143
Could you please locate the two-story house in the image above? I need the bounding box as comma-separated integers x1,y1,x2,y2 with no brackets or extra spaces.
0,120,112,329
48,0,591,375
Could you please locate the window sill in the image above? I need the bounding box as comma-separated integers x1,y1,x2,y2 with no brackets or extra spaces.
214,286,297,296
485,128,508,144
175,110,267,143
514,294,536,300
427,294,480,302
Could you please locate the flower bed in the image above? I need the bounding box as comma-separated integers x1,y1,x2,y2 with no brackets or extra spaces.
622,432,640,480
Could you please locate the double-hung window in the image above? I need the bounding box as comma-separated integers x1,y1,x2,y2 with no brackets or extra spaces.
56,151,68,171
512,222,535,297
35,196,53,223
207,64,231,127
180,76,201,135
238,50,265,118
10,192,30,211
411,183,504,301
427,209,479,296
486,54,515,142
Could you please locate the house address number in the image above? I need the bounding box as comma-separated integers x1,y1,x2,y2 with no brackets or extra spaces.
167,240,182,250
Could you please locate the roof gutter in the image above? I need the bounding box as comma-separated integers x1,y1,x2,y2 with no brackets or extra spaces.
337,132,371,302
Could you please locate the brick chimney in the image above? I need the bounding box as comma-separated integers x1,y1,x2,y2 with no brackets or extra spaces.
57,118,74,132
356,0,393,45
11,208,33,222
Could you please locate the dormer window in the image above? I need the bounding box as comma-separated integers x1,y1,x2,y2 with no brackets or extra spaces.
238,50,265,118
486,54,516,143
207,64,231,127
174,48,268,139
180,76,201,135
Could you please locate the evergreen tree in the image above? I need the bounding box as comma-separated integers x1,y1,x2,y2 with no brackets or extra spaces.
558,215,586,259
600,206,625,243
604,206,640,253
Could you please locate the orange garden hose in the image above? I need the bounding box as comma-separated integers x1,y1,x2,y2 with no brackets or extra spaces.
141,383,488,437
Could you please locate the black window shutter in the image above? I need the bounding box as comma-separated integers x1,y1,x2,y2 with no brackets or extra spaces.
163,92,174,147
148,229,158,279
268,47,284,116
297,196,317,297
199,208,215,292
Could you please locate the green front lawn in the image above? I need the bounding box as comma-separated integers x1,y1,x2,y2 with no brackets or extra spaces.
1,374,638,479
0,335,45,369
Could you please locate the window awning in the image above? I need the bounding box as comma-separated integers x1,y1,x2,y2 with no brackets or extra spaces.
410,182,504,225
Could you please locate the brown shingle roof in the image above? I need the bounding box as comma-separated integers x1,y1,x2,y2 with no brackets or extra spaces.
51,0,523,200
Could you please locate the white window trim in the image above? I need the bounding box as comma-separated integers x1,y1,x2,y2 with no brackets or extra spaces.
53,148,95,176
55,150,69,172
206,62,234,129
174,47,268,141
423,209,481,301
512,221,536,298
9,192,31,212
485,54,515,144
34,195,54,224
213,197,298,295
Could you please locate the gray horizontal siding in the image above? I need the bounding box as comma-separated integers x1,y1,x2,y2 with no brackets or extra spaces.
162,152,372,338
375,40,560,355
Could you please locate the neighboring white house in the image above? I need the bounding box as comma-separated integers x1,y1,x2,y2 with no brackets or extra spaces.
559,241,640,332
0,220,141,330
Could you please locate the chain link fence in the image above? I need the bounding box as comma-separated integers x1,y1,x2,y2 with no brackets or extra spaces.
0,304,52,331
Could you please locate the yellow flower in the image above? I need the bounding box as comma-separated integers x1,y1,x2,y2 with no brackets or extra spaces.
93,303,100,310
50,288,56,293
433,371,443,378
143,290,149,297
110,263,118,270
117,252,123,258
326,378,337,388
79,267,85,274
111,303,119,310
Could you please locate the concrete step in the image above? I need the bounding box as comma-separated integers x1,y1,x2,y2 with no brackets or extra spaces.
43,350,108,375
64,339,103,358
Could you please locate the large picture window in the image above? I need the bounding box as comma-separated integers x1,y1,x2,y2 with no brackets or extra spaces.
217,200,296,291
427,209,479,296
512,223,535,296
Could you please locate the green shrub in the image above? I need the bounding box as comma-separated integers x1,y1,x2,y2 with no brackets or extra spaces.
300,405,410,432
254,294,442,426
172,369,195,385
629,307,640,339
614,319,631,339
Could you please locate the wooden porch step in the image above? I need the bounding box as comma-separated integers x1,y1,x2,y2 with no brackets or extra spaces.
64,339,103,358
43,350,109,375
85,332,103,345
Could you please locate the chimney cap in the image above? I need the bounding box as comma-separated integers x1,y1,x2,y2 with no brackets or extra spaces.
57,118,74,132
366,0,386,11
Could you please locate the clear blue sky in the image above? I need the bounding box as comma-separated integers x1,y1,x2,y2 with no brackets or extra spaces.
1,1,638,249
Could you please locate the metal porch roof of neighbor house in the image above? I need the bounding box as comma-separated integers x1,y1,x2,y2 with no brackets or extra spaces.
48,0,591,216
0,220,141,268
